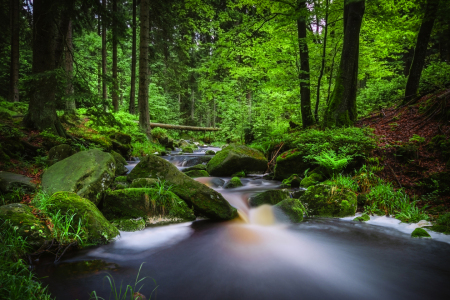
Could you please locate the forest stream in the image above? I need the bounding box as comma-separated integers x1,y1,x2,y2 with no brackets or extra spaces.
34,147,450,300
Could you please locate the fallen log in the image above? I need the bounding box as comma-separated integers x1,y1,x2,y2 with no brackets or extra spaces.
149,122,221,131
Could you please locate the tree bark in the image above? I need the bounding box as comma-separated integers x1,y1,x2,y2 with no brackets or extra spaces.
138,0,152,139
404,0,440,101
9,0,20,103
315,0,329,124
129,0,137,114
323,0,365,128
65,20,76,113
112,0,119,111
24,0,65,136
191,89,195,120
297,0,315,128
97,14,101,97
102,0,108,111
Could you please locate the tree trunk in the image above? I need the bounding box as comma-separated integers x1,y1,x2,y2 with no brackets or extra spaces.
191,89,195,120
65,20,76,113
297,0,315,128
404,0,440,101
315,0,329,123
138,0,152,139
9,0,20,103
129,0,137,114
112,0,119,112
97,14,101,97
24,0,65,136
102,0,108,111
323,0,365,128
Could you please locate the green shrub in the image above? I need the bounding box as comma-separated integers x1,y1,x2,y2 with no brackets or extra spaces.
331,174,358,192
419,61,450,92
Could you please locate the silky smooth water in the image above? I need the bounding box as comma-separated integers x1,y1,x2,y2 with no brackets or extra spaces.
34,151,450,300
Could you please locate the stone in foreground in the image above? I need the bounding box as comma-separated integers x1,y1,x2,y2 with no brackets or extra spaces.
249,189,290,207
206,144,267,176
42,149,116,205
411,228,431,238
274,149,314,180
0,171,36,193
353,213,370,222
127,155,238,220
275,198,305,223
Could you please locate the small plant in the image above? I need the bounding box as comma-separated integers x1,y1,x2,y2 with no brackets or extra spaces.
89,263,158,300
307,149,352,176
389,123,399,131
331,174,358,192
409,134,425,144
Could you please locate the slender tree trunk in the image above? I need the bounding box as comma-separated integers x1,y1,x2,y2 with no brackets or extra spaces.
191,89,195,120
129,0,137,114
97,14,101,97
102,0,108,111
112,0,119,111
404,0,440,101
9,0,20,103
213,97,216,128
24,0,65,136
247,90,252,123
138,0,152,139
297,0,315,128
315,0,329,123
323,0,365,128
65,20,76,113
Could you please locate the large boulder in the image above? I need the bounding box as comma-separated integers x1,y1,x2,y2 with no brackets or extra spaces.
185,170,209,178
206,144,267,176
299,184,357,217
42,149,116,205
0,171,36,193
127,155,238,220
130,178,159,188
249,189,290,207
111,150,128,175
274,148,314,180
103,188,196,225
275,198,305,223
48,144,77,165
0,203,51,249
47,192,119,243
182,164,207,173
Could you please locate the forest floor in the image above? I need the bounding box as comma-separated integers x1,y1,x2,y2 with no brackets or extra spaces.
356,88,450,216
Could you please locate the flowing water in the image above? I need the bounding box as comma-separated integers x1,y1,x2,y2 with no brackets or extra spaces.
35,148,450,300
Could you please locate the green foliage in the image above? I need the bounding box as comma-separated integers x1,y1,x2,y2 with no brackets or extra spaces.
0,221,53,300
409,134,425,144
419,61,450,92
89,263,157,300
331,174,359,192
307,149,351,176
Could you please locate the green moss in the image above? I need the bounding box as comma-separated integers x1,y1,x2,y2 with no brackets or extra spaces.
225,177,243,189
127,155,238,220
249,189,290,207
353,213,370,222
181,146,194,153
115,176,128,182
111,218,146,232
182,164,207,172
205,150,215,155
411,228,431,238
47,192,119,243
103,188,196,222
281,174,301,188
0,203,51,249
206,144,267,176
275,198,305,223
300,173,323,187
185,170,209,178
300,184,357,217
130,178,159,188
274,149,313,180
231,171,246,178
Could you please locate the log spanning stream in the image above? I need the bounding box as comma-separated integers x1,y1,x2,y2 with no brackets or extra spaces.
35,147,450,300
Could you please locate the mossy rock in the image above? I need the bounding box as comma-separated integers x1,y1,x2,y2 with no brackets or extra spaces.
103,188,196,223
300,173,323,188
181,146,194,153
428,225,450,235
42,149,116,205
111,218,146,232
205,150,215,155
179,140,190,147
274,148,314,181
115,183,127,190
353,213,370,222
185,170,209,178
115,176,128,182
111,140,131,158
111,150,128,175
110,132,132,145
411,228,431,238
206,144,267,176
224,177,243,189
48,144,77,166
130,178,159,188
291,189,306,199
0,203,51,249
127,155,238,220
249,189,290,207
0,171,36,193
300,184,357,218
231,171,246,178
281,174,301,188
182,164,207,173
357,194,367,206
275,198,305,223
47,192,119,243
